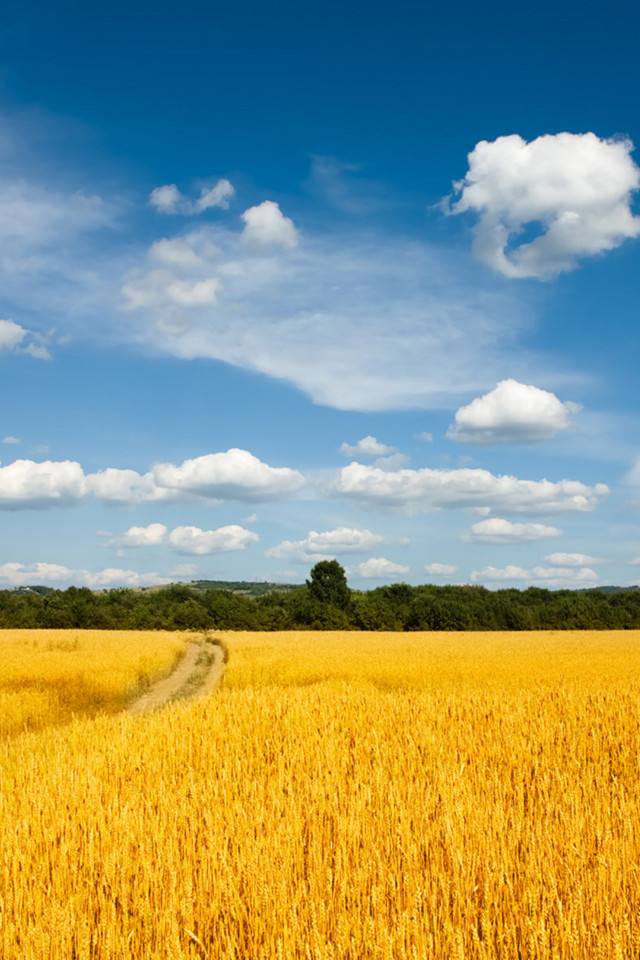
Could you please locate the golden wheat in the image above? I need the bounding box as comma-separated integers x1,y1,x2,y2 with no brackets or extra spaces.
0,629,189,735
1,629,639,959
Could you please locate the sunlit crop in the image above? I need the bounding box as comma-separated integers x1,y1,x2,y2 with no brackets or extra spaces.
0,629,188,736
1,629,640,959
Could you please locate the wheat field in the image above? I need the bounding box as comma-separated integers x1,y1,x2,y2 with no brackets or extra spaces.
1,629,640,958
0,629,189,737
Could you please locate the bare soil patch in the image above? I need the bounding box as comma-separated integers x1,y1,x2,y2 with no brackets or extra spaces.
126,636,226,716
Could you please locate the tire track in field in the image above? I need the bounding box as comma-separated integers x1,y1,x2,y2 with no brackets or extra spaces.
126,636,226,716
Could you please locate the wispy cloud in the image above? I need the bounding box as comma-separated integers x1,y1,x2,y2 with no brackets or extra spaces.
119,218,540,412
463,518,562,543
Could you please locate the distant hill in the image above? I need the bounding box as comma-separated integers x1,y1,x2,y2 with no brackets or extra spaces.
180,579,303,596
9,581,640,597
579,585,640,594
131,579,304,597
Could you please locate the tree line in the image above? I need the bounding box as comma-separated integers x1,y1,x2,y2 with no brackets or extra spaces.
1,561,640,631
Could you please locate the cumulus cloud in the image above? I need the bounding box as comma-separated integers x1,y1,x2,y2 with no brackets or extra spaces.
425,563,457,575
542,552,604,566
104,522,260,559
241,200,299,248
168,524,259,555
448,132,640,278
463,517,562,543
340,436,395,458
2,436,20,444
149,449,304,503
107,523,168,548
332,462,608,516
266,526,402,562
0,459,88,508
348,557,410,579
0,450,304,509
0,561,168,588
448,380,581,444
470,564,599,587
150,179,235,216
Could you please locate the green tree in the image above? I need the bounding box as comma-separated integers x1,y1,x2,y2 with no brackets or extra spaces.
306,560,351,610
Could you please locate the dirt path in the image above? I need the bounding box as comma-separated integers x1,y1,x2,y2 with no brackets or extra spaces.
126,637,226,716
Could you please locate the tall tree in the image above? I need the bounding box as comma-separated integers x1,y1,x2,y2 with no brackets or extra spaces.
306,560,351,609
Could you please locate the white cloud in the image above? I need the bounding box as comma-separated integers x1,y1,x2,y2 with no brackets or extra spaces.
195,179,235,212
629,558,640,566
266,526,400,562
417,432,433,443
332,462,608,516
448,379,581,444
448,132,640,278
340,436,395,458
22,341,51,360
0,319,26,351
149,449,304,503
0,319,49,359
2,436,20,444
122,269,222,312
150,238,211,270
165,277,222,306
88,467,161,505
542,552,604,566
0,561,73,585
0,449,304,509
241,200,299,248
107,523,168,548
150,179,235,216
470,564,599,587
0,561,168,588
348,557,410,579
425,563,457,575
463,517,562,543
625,457,640,486
150,184,183,213
0,459,88,508
120,212,539,412
82,568,169,588
168,524,259,555
0,122,575,415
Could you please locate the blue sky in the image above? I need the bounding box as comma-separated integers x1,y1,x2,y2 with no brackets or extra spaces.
1,0,640,590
